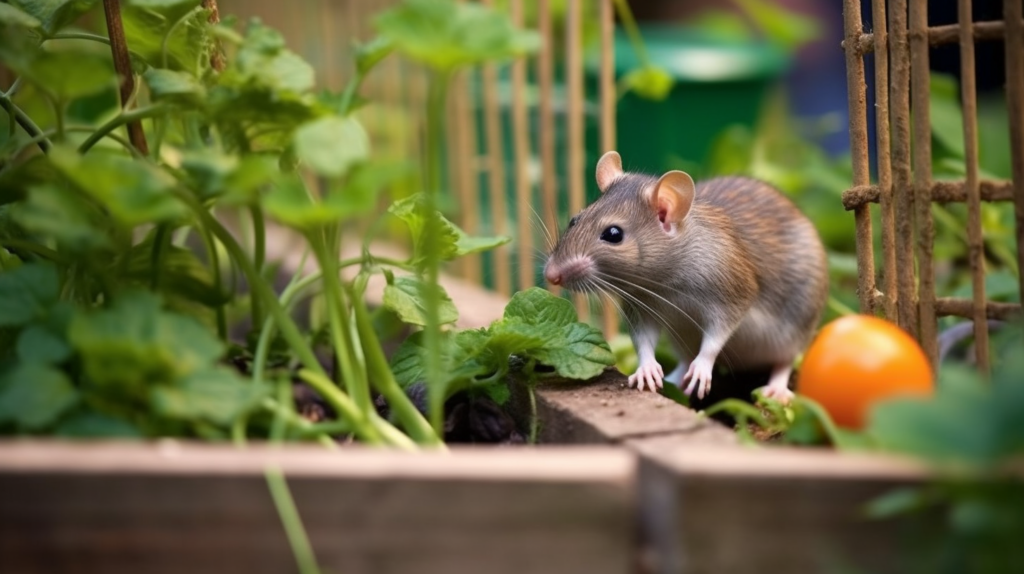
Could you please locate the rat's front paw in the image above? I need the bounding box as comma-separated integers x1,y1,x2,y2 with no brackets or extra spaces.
682,357,714,399
628,362,664,392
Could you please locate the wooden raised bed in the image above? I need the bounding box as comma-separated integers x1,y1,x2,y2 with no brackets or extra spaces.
0,370,928,574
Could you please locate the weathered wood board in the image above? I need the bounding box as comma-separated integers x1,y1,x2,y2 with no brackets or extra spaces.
0,441,636,574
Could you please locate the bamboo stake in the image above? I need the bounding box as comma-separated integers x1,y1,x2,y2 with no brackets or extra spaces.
538,0,560,295
841,0,875,315
958,0,990,374
566,0,587,319
599,0,618,339
871,0,897,321
511,0,534,292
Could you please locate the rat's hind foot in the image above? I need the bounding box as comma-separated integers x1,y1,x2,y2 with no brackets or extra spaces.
664,361,688,387
628,361,664,392
757,362,795,404
682,356,714,399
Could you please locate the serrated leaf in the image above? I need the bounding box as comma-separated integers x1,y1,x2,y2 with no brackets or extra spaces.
0,262,59,327
69,291,224,395
383,276,458,326
151,367,268,426
374,0,539,71
481,381,510,405
0,3,42,28
293,115,369,178
0,362,78,430
50,147,185,226
221,18,315,94
389,193,510,264
54,410,143,438
144,68,206,106
493,288,614,380
502,286,577,327
10,0,98,35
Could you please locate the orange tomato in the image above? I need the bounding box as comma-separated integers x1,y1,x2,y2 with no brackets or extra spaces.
796,314,934,429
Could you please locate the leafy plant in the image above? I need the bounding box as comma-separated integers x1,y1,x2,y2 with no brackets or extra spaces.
0,0,595,448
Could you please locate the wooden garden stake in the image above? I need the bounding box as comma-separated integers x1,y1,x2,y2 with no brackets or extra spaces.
102,0,148,156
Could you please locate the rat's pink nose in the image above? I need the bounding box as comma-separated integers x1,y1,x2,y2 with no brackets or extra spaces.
544,265,562,286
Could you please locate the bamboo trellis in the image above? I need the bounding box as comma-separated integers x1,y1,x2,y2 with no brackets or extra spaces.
841,0,1024,372
225,0,621,337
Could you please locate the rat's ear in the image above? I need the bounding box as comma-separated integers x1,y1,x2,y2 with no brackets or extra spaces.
651,171,695,231
595,151,623,193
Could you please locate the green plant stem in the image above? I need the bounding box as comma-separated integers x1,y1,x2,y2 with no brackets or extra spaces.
0,239,63,263
265,466,323,574
309,236,371,413
0,92,51,153
270,377,291,442
421,67,452,434
78,103,168,154
297,369,393,447
250,205,266,329
197,223,228,340
338,70,362,116
150,224,171,290
528,385,539,444
262,397,340,445
189,204,398,446
48,32,113,46
351,287,442,446
613,0,651,66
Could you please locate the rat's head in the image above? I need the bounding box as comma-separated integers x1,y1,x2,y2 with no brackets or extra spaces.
543,151,696,292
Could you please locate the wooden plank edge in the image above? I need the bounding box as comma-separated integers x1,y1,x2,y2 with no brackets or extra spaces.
0,440,635,484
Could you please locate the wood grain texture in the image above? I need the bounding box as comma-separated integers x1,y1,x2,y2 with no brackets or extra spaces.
636,445,925,574
0,442,635,574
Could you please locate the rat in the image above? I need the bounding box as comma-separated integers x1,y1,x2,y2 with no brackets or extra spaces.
543,151,829,403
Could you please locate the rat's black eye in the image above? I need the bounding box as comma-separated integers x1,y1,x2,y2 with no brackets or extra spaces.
568,215,579,229
600,226,623,243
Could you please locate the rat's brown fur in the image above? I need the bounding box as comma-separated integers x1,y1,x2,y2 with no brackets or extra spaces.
545,158,828,384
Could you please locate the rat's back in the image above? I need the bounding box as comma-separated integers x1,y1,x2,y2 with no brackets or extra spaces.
695,176,829,349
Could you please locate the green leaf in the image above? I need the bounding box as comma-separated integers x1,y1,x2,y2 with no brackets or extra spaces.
49,147,185,226
151,367,268,426
502,286,577,327
0,3,42,28
0,362,79,430
493,288,614,380
9,0,98,35
13,184,112,251
383,276,458,326
0,262,60,327
389,193,510,264
121,0,208,71
221,18,315,94
621,65,674,101
144,68,207,106
16,323,72,364
263,174,345,229
11,48,116,100
128,0,200,8
374,0,540,71
355,36,394,75
69,291,224,396
930,72,966,160
179,151,277,203
293,115,370,178
54,410,143,438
